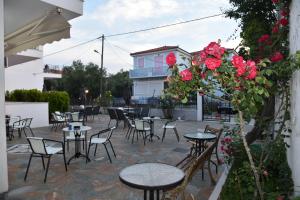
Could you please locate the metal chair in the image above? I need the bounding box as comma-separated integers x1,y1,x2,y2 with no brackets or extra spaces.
140,107,150,118
24,137,67,183
87,127,116,163
132,119,150,145
10,118,27,137
84,107,93,121
115,109,127,128
24,118,35,137
107,108,118,128
92,106,101,120
161,120,180,142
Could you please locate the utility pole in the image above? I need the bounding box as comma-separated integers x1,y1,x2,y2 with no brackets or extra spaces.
100,34,104,98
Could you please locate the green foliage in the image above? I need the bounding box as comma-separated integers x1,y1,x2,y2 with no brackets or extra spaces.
160,94,175,109
107,70,132,98
96,90,113,107
221,136,293,199
7,89,69,115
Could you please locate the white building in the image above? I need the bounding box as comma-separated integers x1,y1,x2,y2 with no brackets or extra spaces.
0,0,83,196
129,46,190,101
5,47,61,91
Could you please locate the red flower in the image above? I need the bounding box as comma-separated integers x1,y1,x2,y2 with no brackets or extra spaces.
246,60,257,80
270,52,284,62
200,72,206,79
272,24,279,33
204,42,226,59
166,52,176,67
205,58,222,70
237,66,246,76
280,9,288,17
272,0,279,3
200,50,207,60
232,55,246,68
180,69,193,81
263,170,269,177
258,34,270,43
280,18,288,26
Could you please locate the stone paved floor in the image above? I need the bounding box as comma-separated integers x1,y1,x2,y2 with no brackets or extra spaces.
5,115,235,200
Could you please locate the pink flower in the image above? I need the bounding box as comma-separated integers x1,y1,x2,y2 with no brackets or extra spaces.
270,52,284,62
166,52,176,67
280,9,288,17
232,55,246,68
263,170,269,177
237,66,246,76
280,18,288,26
272,24,279,33
204,42,226,59
224,137,232,143
258,34,270,43
180,69,193,81
205,58,222,70
200,50,207,61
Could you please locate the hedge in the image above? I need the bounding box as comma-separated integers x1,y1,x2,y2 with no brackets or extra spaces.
7,89,70,115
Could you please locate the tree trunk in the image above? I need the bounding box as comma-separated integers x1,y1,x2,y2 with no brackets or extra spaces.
246,95,275,144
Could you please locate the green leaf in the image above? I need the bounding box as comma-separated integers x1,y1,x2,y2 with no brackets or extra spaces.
181,97,188,104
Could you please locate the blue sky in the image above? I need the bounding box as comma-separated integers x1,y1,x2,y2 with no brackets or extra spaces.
44,0,241,74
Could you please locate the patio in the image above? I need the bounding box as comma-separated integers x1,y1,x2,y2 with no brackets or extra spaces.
5,114,232,200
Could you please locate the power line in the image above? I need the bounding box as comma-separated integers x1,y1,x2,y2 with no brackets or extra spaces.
42,13,225,58
105,13,224,38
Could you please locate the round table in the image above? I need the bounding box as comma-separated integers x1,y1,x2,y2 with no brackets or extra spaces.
119,163,185,200
62,124,91,164
184,132,216,156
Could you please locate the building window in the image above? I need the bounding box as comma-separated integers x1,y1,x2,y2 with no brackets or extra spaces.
138,57,144,68
154,55,163,68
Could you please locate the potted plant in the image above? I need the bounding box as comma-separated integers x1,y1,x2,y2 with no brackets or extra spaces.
160,95,175,119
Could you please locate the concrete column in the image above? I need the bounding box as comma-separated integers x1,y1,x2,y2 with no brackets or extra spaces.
197,94,203,121
0,0,9,195
289,0,300,195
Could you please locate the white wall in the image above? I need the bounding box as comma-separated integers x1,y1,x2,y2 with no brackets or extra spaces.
5,58,45,91
289,0,300,195
5,102,49,128
0,0,9,194
133,79,164,97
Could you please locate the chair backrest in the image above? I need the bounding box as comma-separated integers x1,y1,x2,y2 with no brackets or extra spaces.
98,127,116,141
107,108,118,120
84,107,93,116
70,112,81,121
133,107,142,118
27,137,47,154
140,107,150,118
92,106,100,115
24,118,33,127
204,125,223,144
115,109,126,120
52,113,64,121
134,119,148,131
9,116,21,126
13,119,26,127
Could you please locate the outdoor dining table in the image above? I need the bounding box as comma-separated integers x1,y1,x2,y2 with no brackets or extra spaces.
184,132,216,156
62,123,91,164
119,163,185,200
143,116,161,142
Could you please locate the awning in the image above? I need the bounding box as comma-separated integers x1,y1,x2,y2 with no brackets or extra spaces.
4,10,71,56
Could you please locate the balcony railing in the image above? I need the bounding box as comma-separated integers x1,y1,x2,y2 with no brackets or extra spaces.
43,64,62,74
129,67,170,79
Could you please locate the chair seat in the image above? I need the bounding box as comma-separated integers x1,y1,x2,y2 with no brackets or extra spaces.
46,146,62,154
90,137,107,144
163,125,176,129
11,125,25,129
137,127,150,131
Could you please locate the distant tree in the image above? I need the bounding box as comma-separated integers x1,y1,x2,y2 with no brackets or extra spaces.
107,69,132,105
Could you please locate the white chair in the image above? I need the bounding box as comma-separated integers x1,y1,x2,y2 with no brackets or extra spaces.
133,119,151,145
51,113,66,131
161,120,180,142
24,137,67,183
10,118,27,138
87,127,116,163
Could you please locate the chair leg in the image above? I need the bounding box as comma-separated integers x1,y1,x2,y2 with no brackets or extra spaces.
63,152,67,172
94,144,98,156
41,157,45,170
44,156,51,183
131,130,136,144
125,127,130,139
23,128,28,137
108,119,111,128
143,131,146,145
104,144,112,163
67,140,69,152
28,127,34,136
173,128,180,142
24,154,33,181
162,128,166,142
109,141,116,157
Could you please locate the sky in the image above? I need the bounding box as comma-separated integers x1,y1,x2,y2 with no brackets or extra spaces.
43,0,241,74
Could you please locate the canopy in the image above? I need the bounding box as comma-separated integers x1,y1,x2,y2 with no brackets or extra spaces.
4,10,71,56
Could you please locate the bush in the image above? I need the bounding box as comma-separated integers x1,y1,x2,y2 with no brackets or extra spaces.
7,89,70,115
